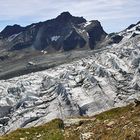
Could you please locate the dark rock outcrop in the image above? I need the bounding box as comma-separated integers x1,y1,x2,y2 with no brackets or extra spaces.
0,12,107,52
85,20,107,49
0,24,24,38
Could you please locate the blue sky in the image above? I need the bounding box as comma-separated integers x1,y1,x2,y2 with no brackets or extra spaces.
0,0,140,33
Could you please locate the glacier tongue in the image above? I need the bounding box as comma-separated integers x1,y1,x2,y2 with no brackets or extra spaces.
0,35,140,134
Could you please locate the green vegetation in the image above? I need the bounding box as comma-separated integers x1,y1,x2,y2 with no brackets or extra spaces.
95,104,133,120
0,119,64,140
1,104,140,140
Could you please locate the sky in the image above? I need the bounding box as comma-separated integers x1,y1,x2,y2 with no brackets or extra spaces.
0,0,140,33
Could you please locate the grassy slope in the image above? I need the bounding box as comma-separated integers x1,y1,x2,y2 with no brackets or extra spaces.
0,119,64,140
65,104,140,140
1,104,140,140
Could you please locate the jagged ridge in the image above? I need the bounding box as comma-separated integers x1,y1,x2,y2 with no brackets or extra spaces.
0,12,107,52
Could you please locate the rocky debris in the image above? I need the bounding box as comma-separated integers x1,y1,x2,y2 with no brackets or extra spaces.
0,117,9,125
64,118,96,127
0,55,9,61
0,106,12,118
80,132,92,140
20,138,25,140
110,34,123,44
106,120,115,127
133,99,140,107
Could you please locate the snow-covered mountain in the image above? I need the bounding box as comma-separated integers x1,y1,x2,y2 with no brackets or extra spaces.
0,21,140,134
119,21,140,39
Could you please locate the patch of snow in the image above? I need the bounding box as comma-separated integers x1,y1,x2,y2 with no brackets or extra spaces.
51,36,60,41
78,29,85,34
86,32,89,38
106,45,112,49
127,23,140,32
71,87,93,107
8,33,21,41
41,50,47,54
84,21,92,27
30,25,36,29
135,31,140,34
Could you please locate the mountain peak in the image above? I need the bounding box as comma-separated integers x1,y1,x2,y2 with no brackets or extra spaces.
0,12,106,52
56,12,86,24
58,12,72,18
56,12,73,21
0,24,24,38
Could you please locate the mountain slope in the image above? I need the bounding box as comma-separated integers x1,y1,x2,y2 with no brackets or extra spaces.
64,104,140,140
1,104,140,140
0,21,140,134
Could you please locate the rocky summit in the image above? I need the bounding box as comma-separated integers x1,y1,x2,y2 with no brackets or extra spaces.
0,12,140,138
0,12,107,52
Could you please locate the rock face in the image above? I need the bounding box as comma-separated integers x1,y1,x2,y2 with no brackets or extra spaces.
0,12,107,52
0,24,24,38
0,12,107,80
0,23,140,134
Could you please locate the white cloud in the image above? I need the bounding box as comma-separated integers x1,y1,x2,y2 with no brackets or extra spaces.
0,0,139,32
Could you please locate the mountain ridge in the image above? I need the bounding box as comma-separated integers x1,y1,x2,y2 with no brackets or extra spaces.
0,12,107,52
